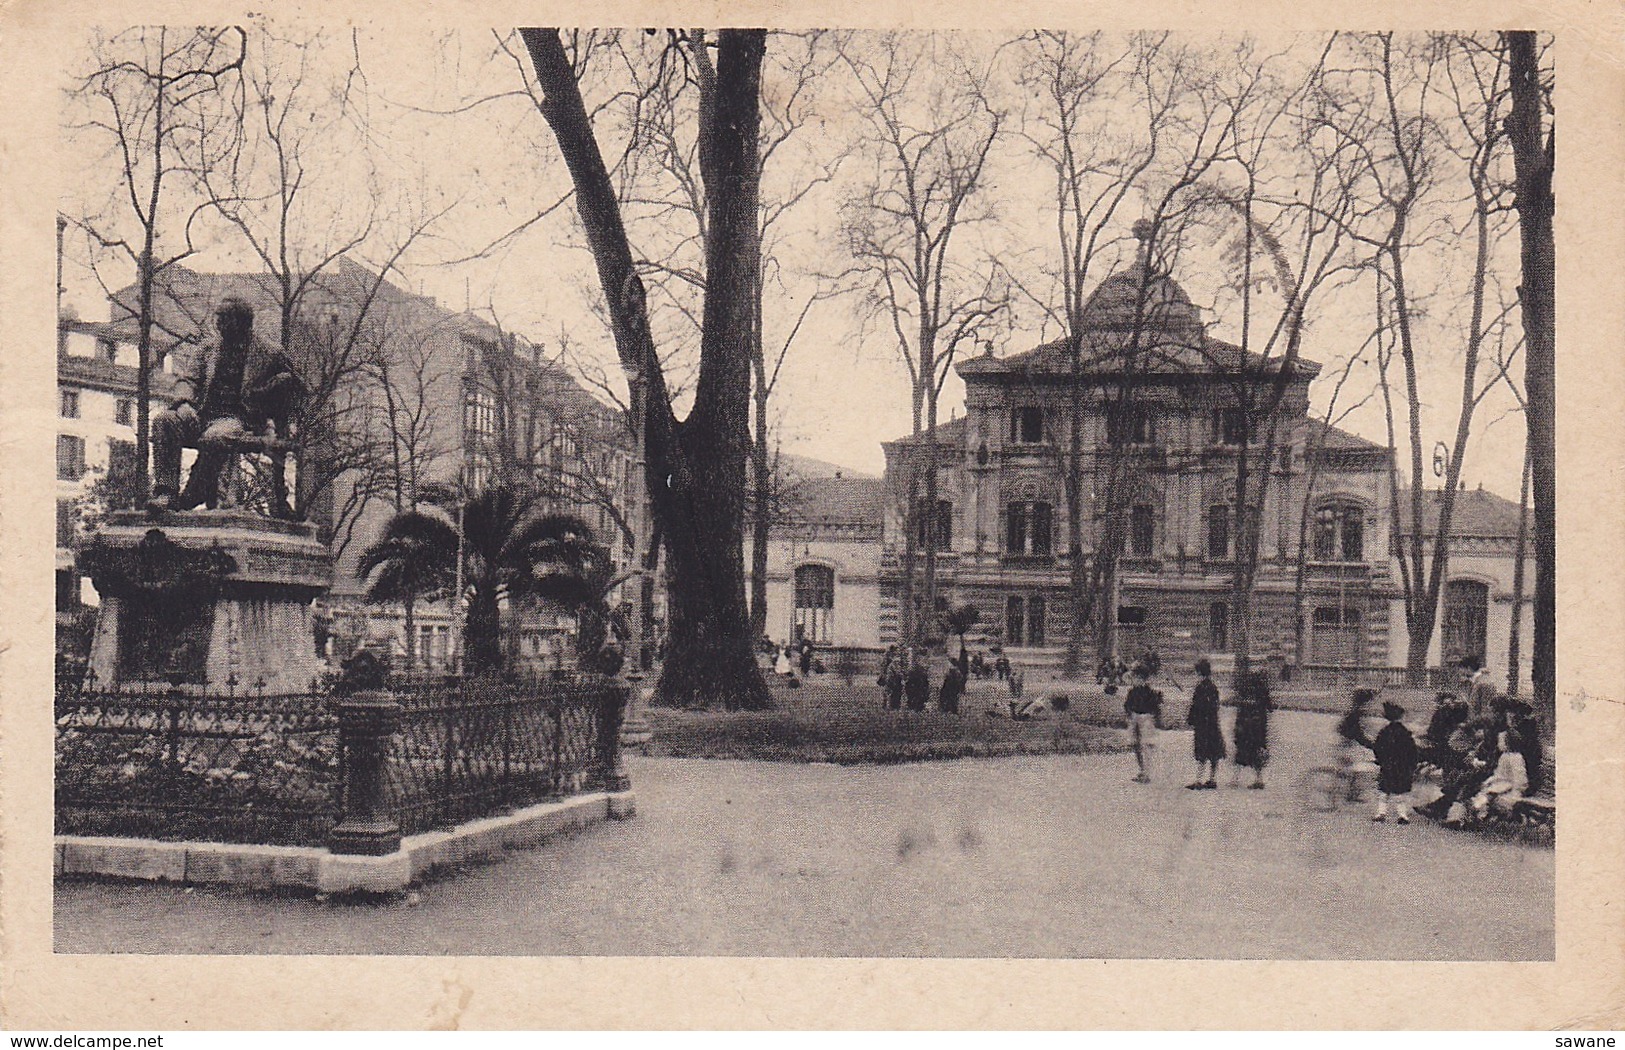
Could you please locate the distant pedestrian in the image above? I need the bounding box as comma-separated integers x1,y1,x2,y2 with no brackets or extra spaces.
774,646,792,676
995,653,1011,681
1008,666,1025,701
799,645,813,677
904,653,930,712
1370,700,1419,824
1185,658,1225,790
1230,671,1272,789
1123,665,1163,784
884,662,904,711
938,664,964,715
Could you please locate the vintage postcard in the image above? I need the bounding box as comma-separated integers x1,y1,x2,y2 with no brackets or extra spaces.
1,0,1621,1032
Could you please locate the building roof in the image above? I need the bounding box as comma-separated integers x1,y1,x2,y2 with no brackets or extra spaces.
1397,486,1524,540
779,474,885,528
959,260,1322,381
1305,417,1386,453
882,415,968,452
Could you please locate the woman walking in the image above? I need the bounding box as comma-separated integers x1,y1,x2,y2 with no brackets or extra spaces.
1186,658,1226,790
1230,671,1272,789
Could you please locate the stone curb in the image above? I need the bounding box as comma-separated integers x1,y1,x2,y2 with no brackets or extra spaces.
56,790,636,894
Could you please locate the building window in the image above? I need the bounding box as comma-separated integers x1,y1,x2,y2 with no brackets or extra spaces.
1117,605,1148,626
1210,601,1229,650
1010,406,1045,444
463,388,497,443
1130,503,1155,558
1107,404,1155,446
60,390,80,419
1441,579,1489,668
1313,503,1365,562
1214,407,1247,445
1206,504,1230,558
56,435,86,481
1004,594,1045,646
57,500,77,547
1005,500,1052,557
1311,605,1365,666
98,338,118,363
114,398,133,426
915,499,953,550
794,564,835,644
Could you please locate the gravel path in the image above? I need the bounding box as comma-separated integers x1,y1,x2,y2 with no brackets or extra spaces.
54,709,1553,959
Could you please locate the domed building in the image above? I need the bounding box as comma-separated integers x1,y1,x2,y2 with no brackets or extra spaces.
879,251,1398,674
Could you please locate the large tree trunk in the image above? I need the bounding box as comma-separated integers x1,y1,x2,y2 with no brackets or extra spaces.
521,28,771,710
1506,444,1531,695
1505,30,1556,720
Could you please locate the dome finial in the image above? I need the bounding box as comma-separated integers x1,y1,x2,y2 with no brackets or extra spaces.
1131,218,1154,243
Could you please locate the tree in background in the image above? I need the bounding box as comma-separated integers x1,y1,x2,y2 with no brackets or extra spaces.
66,27,246,502
355,510,457,673
839,31,1008,648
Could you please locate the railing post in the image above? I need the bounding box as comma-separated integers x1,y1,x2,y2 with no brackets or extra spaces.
328,690,402,856
598,683,631,793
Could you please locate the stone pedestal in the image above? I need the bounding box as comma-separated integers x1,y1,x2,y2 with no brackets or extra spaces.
80,510,332,694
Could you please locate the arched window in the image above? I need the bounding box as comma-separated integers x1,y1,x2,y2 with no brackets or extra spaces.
1441,579,1489,667
794,564,835,644
1005,593,1046,646
1005,501,1052,557
1130,504,1155,558
914,499,954,550
1313,502,1365,562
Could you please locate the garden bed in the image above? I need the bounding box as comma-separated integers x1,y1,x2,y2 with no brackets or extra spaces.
643,678,1128,764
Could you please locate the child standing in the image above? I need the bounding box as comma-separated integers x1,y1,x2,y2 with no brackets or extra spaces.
1371,700,1419,824
1123,665,1163,784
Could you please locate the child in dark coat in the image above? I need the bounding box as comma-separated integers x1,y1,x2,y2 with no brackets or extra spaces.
1371,700,1419,824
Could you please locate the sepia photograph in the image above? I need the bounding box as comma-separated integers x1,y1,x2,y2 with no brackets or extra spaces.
2,4,1617,1032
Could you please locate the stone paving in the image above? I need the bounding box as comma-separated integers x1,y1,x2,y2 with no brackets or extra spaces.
54,708,1554,959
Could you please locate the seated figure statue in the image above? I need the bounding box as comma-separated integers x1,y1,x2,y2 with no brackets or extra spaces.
148,297,305,517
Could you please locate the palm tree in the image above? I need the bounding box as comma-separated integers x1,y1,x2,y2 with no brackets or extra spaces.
457,484,614,677
528,533,629,674
355,511,458,673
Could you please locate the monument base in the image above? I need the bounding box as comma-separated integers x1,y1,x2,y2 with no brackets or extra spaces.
81,511,333,694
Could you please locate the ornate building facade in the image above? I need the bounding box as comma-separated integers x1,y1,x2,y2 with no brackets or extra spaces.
880,256,1399,674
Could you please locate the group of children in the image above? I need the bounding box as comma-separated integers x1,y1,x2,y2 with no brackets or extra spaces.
1337,687,1540,826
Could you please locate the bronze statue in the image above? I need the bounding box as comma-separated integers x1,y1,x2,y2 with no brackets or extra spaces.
148,298,305,516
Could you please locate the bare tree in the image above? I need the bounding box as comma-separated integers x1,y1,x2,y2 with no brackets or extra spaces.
66,26,246,500
519,27,772,710
1331,33,1519,680
839,31,1008,648
1503,30,1554,717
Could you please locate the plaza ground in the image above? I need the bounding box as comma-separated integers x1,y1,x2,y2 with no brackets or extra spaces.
53,707,1553,959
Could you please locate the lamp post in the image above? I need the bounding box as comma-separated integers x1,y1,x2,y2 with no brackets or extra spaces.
450,466,466,675
619,360,653,747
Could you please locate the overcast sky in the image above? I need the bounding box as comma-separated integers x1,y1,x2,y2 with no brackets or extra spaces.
60,27,1533,499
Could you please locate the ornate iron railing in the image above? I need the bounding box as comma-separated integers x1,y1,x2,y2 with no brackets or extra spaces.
55,672,629,851
55,676,340,846
381,677,625,838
